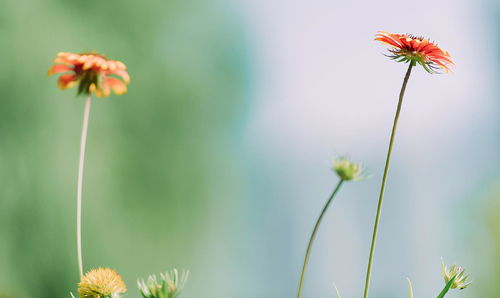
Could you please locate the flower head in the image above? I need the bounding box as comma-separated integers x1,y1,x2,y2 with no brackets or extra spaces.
441,258,471,290
138,269,189,298
78,267,127,298
48,52,130,97
332,157,366,181
375,31,454,73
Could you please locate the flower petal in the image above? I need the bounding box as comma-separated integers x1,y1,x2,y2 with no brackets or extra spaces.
109,69,130,83
93,83,111,98
375,31,454,73
83,57,97,70
375,32,403,48
115,60,126,70
104,77,127,95
57,74,77,89
107,61,117,71
48,64,73,76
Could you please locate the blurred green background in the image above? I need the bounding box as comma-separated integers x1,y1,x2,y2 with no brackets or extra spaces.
0,0,499,297
1,0,252,296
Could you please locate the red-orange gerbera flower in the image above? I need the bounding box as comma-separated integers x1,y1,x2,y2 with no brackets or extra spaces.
48,52,130,97
375,31,454,73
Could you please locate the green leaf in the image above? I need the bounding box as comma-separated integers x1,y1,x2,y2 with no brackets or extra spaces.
407,278,414,298
437,275,457,298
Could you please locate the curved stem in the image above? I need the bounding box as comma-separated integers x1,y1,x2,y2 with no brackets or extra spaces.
297,179,345,298
77,95,92,278
362,63,413,298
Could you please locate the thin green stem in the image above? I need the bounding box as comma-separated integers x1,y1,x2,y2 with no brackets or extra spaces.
76,95,92,278
297,179,345,298
362,63,413,298
436,275,457,298
437,286,451,298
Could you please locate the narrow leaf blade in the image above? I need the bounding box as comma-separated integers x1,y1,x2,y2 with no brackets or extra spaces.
437,275,457,298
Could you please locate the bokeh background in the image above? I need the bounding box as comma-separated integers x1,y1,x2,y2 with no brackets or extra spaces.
0,0,499,297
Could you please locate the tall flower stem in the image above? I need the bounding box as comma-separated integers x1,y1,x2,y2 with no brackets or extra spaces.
436,280,453,298
297,179,345,298
362,63,413,298
76,95,92,278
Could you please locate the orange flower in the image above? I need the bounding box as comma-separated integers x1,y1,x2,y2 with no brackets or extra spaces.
48,52,130,97
375,31,454,73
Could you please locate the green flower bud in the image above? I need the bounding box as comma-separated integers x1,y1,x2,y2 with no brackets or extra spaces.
138,269,189,298
332,157,366,181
